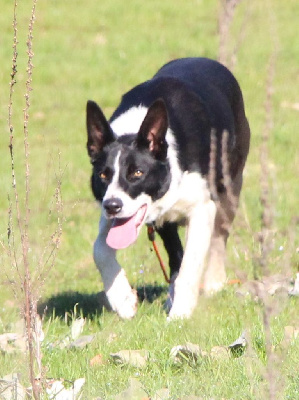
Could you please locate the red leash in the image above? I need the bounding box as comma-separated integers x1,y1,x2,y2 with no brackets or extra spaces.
147,225,170,283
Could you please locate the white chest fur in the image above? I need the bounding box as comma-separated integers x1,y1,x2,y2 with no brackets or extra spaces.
148,171,211,227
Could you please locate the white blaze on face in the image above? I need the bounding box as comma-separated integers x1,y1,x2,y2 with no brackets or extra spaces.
103,150,122,203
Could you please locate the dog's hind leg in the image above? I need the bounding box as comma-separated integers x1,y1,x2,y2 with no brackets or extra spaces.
93,215,138,319
203,218,228,294
204,103,250,294
203,170,243,293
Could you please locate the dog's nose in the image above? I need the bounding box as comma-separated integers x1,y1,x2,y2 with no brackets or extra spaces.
103,198,123,216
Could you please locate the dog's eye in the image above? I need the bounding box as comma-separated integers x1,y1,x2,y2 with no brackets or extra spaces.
133,169,143,178
127,166,144,181
99,171,109,181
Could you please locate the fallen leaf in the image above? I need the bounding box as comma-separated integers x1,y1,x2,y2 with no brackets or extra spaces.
289,272,299,297
236,274,293,299
236,280,264,299
71,318,86,340
228,331,247,356
262,274,292,295
0,373,27,400
90,354,105,366
170,342,206,363
0,332,19,343
151,387,170,399
283,326,299,344
0,333,26,354
114,378,149,400
110,349,149,368
46,378,85,400
210,346,230,360
52,336,70,350
70,334,95,348
107,332,118,343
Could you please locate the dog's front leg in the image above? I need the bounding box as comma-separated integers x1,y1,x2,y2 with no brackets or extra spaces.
168,200,217,320
93,215,138,319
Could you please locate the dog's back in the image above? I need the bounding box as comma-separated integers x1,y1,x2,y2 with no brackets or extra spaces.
111,58,249,185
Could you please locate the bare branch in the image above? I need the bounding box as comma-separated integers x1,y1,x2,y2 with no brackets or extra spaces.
218,0,242,67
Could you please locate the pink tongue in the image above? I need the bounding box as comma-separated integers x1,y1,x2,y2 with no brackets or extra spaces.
106,205,147,249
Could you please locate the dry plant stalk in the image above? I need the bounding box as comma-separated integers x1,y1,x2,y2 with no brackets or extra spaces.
258,56,275,275
218,0,252,71
208,129,237,231
221,129,238,213
6,0,62,398
208,129,219,203
256,53,279,400
218,0,242,68
218,1,287,398
23,3,40,398
254,8,284,397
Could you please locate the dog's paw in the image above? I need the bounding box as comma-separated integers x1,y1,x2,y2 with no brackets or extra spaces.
166,280,197,320
167,302,193,321
164,273,177,313
104,269,138,319
116,293,138,319
203,279,225,295
109,289,138,319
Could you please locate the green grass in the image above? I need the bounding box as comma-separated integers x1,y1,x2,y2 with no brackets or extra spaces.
0,0,298,398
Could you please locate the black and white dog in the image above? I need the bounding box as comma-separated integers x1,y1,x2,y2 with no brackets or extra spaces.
86,58,250,320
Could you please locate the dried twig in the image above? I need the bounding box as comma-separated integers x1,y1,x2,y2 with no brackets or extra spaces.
7,1,64,395
258,28,277,276
218,0,242,67
36,158,64,287
7,1,41,398
221,130,238,213
229,4,251,71
208,129,219,203
256,8,282,399
208,129,237,230
22,2,42,398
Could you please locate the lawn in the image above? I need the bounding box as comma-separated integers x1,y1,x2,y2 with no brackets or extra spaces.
0,0,298,399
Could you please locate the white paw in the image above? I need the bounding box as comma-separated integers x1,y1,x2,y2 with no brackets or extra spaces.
108,289,138,319
166,277,198,320
167,301,193,321
203,280,225,295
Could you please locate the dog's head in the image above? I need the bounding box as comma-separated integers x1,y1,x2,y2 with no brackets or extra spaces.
86,99,171,249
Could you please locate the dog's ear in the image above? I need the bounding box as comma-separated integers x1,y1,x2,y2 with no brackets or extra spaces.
86,100,114,160
136,99,168,160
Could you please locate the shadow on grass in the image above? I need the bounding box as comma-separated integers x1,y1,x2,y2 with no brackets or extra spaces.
38,284,168,320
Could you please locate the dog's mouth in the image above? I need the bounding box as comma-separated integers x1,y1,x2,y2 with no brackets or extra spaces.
106,204,148,249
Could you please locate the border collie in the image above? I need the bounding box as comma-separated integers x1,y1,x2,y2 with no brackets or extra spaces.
86,58,250,320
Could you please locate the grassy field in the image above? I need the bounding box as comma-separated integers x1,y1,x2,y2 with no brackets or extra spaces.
0,0,298,398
